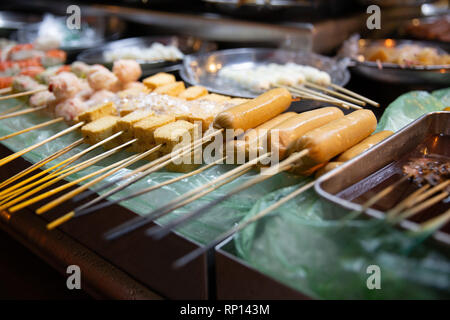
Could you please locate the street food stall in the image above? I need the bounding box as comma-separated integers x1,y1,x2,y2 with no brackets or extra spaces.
0,0,448,300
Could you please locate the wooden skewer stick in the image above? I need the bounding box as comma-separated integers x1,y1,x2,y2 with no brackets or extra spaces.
0,105,46,120
107,150,307,241
327,82,379,107
67,134,223,219
418,208,450,233
71,156,227,219
387,180,450,221
342,174,412,221
0,117,64,141
280,85,350,110
104,152,274,241
303,82,366,106
0,138,83,190
0,136,135,205
396,191,449,221
37,143,162,215
0,87,46,101
173,180,315,268
0,131,122,198
2,138,137,211
385,184,430,220
0,87,12,95
0,104,22,116
0,138,134,207
290,85,362,110
0,143,131,211
0,121,85,168
148,158,301,240
48,165,249,231
9,153,138,213
71,128,225,204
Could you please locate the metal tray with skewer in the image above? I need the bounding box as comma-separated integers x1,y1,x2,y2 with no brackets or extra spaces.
315,111,450,245
180,48,350,99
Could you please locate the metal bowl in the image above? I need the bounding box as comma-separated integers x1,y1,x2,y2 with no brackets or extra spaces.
180,47,350,99
77,36,216,76
349,39,450,85
17,14,126,61
0,11,43,38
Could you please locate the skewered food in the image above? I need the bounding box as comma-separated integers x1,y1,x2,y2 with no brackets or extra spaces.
103,42,184,62
112,59,142,84
143,72,176,89
337,130,393,161
362,42,450,66
269,107,345,159
293,109,377,174
81,116,120,145
178,85,208,100
153,81,185,96
218,62,331,92
213,88,291,131
48,72,84,100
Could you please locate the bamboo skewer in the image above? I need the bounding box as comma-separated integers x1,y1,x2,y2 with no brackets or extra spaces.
0,87,46,101
387,180,450,221
9,154,138,213
70,156,227,219
0,139,134,207
61,134,226,224
2,138,138,211
418,208,450,233
0,104,22,116
395,191,449,222
0,87,12,95
38,143,162,215
103,152,274,240
0,105,46,120
173,180,315,268
282,85,354,110
303,82,366,106
0,138,83,190
290,85,362,110
327,82,379,107
0,121,84,168
106,150,307,241
72,128,225,203
0,117,64,141
342,174,412,220
385,184,430,220
0,131,123,199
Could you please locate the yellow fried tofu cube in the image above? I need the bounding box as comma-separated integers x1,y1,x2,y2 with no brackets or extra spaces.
77,102,116,123
187,114,214,132
143,72,176,90
153,81,185,97
119,104,138,117
115,109,155,141
198,93,231,103
154,120,195,153
133,115,176,145
81,116,120,148
178,86,208,100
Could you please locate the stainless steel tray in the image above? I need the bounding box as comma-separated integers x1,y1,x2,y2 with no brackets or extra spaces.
315,111,450,245
78,35,216,76
180,48,350,98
